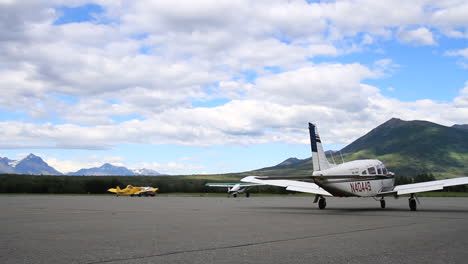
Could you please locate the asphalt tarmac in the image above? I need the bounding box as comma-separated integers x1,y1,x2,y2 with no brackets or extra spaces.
2,195,468,264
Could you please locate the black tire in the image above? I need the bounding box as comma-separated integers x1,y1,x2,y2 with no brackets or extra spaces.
138,193,142,197
380,199,386,209
130,194,134,197
318,198,326,209
246,193,250,198
233,194,237,198
409,199,417,211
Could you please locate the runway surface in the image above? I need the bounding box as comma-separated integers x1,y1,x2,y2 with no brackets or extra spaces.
2,195,468,264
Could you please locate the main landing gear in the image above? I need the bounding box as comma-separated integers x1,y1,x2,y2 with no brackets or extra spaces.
318,197,327,209
380,198,386,209
314,195,327,209
409,194,417,211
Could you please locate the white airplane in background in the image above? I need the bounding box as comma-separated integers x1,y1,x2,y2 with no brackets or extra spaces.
205,182,262,197
242,123,468,211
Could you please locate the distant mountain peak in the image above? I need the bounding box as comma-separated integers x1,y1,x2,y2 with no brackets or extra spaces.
23,153,41,161
10,153,42,166
380,117,407,129
12,153,62,175
67,163,163,176
100,163,119,169
277,157,302,166
388,117,402,122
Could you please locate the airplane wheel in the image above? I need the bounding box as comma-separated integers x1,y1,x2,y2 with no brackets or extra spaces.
138,193,142,197
130,194,134,197
318,198,326,210
380,199,386,209
246,193,250,198
233,194,237,198
409,198,417,211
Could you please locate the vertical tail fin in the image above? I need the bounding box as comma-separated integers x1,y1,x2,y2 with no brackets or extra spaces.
116,186,121,191
308,123,331,171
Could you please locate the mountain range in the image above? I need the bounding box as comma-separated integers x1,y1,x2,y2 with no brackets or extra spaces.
0,154,163,176
253,118,468,178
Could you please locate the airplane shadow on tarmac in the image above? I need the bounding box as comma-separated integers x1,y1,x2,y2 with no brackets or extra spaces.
249,206,468,215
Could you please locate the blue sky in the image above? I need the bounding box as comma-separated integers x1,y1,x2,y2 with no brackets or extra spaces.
53,4,104,25
0,0,467,174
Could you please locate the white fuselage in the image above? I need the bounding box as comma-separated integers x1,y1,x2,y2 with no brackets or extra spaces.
312,159,395,197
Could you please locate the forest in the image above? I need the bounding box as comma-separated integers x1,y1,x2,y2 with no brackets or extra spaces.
2,173,465,194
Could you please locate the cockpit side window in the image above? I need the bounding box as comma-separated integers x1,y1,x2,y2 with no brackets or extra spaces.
383,168,388,175
377,168,382,175
368,167,376,174
361,170,367,175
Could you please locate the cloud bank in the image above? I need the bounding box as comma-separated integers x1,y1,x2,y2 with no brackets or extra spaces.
0,0,467,153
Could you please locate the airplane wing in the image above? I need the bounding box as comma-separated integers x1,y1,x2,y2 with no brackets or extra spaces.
205,182,263,188
139,187,158,191
379,177,468,196
137,187,158,193
241,176,332,196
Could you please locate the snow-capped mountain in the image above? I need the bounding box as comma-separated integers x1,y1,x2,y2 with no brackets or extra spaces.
132,168,163,176
0,157,16,174
67,163,164,176
0,154,163,176
67,163,137,176
1,154,62,175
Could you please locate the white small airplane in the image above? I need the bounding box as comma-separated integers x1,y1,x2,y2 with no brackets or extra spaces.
242,123,468,211
205,182,262,197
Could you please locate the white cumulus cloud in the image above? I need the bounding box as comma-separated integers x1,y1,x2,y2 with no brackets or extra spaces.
397,27,436,46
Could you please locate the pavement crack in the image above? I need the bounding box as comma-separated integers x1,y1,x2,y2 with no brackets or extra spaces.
87,221,424,264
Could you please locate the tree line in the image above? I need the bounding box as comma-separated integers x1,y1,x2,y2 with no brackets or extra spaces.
0,173,465,194
0,174,287,194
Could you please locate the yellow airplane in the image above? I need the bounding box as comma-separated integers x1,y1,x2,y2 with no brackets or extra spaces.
107,185,159,197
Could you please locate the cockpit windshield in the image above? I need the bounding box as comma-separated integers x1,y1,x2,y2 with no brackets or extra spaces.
376,163,387,175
